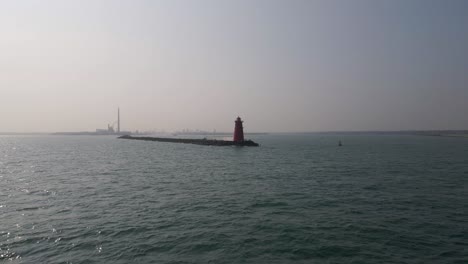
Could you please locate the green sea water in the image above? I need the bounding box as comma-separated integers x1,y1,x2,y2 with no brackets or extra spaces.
0,134,467,263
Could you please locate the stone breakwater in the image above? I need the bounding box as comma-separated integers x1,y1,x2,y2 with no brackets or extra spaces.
118,135,260,147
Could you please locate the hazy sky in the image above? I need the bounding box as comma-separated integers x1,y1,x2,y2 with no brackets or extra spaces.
1,0,467,133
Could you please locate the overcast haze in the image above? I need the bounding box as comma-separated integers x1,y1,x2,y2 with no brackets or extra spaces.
1,0,468,133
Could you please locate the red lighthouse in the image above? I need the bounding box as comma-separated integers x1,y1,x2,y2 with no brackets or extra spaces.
233,117,245,142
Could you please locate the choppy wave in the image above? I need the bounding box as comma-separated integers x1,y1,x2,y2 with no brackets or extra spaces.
0,134,467,263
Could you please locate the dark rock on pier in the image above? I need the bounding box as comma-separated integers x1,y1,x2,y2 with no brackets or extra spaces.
118,135,259,147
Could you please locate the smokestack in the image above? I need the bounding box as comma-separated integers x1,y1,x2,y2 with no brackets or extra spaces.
117,107,120,133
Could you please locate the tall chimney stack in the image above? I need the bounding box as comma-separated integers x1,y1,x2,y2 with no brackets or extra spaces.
117,107,120,133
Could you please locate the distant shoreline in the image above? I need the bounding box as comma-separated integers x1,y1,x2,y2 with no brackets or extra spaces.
414,133,468,138
0,132,49,135
1,130,468,137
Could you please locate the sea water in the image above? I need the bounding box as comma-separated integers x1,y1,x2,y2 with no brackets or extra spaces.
0,134,467,263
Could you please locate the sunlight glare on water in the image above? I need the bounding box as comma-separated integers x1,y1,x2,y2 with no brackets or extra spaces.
0,134,467,263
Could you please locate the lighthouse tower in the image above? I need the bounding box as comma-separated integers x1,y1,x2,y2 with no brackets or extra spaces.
233,117,245,142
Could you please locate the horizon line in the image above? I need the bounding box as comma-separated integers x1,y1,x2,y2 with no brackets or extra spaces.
1,129,468,135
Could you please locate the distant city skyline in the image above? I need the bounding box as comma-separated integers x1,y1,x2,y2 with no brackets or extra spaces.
1,0,468,133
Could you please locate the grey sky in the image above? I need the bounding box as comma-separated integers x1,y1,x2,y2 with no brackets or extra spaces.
1,0,467,132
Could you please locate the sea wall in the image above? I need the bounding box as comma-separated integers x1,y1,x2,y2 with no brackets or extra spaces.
118,135,259,147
